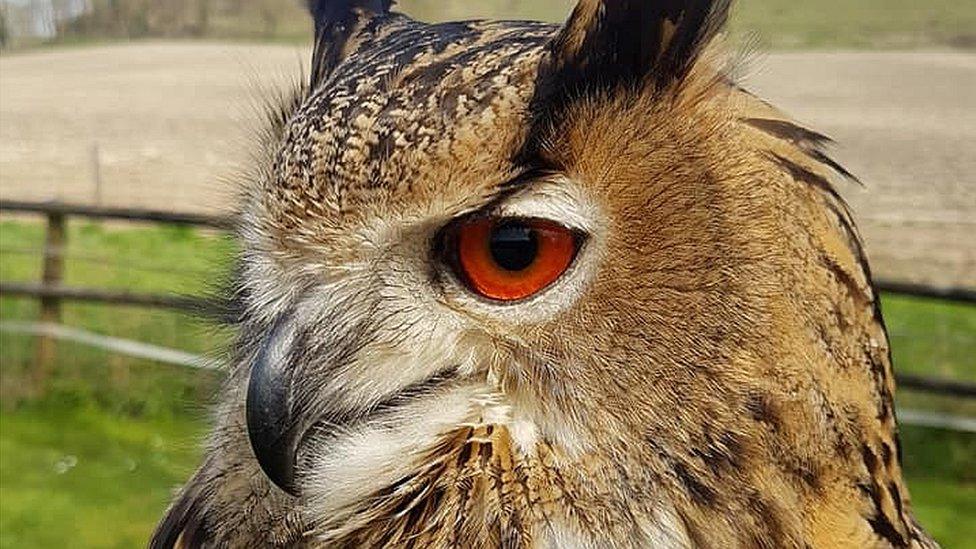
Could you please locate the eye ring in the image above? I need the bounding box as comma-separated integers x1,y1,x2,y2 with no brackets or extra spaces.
445,217,581,302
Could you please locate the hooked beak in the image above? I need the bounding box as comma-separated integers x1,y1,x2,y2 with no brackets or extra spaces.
246,319,301,496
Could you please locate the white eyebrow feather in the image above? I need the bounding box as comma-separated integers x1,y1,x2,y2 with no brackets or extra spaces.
493,177,600,233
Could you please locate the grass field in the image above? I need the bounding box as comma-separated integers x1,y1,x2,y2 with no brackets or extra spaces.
7,0,976,50
0,220,974,547
405,0,976,49
0,221,228,548
729,0,976,49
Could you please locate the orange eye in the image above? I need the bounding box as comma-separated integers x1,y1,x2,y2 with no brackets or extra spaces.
452,218,579,302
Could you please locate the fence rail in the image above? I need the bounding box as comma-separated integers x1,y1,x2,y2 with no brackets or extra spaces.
0,199,232,228
1,199,231,386
876,281,976,304
0,282,207,311
897,375,976,399
0,321,216,370
2,199,975,408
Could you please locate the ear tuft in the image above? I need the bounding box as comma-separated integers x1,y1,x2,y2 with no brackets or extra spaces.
307,0,395,88
542,0,732,98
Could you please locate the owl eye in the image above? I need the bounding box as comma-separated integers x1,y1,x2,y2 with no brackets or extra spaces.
449,217,580,302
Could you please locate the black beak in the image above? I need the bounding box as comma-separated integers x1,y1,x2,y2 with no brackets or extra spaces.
246,319,301,496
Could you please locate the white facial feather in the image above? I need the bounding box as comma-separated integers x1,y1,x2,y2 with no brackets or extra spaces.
495,176,602,234
302,383,487,522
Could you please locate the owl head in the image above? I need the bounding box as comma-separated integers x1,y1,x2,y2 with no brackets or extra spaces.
154,1,933,547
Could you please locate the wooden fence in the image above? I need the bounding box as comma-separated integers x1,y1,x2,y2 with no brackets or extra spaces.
2,199,975,409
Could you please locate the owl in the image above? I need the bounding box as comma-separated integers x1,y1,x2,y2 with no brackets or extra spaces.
152,0,937,547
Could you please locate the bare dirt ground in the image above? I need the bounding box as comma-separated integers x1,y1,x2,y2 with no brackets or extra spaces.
1,43,973,287
748,52,976,289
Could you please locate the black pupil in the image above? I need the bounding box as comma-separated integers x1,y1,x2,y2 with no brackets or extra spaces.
489,222,538,272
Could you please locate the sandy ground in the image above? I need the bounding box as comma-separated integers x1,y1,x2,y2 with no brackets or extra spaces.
1,43,973,287
748,52,976,289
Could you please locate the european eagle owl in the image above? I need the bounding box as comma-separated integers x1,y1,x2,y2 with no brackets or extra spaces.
153,0,937,547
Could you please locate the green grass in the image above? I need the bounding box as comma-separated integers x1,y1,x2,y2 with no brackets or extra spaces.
885,294,976,381
900,425,976,547
1,219,974,547
5,0,975,51
0,220,227,548
730,0,976,49
0,402,206,549
405,0,976,49
0,220,233,414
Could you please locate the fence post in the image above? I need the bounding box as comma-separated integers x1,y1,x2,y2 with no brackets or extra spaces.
32,211,66,392
90,142,103,207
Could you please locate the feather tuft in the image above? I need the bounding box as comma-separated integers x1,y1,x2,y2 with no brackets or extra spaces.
307,0,396,87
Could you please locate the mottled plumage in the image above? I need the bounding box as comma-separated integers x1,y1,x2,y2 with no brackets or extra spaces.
153,0,937,547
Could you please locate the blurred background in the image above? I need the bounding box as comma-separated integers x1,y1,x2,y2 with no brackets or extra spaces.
0,1,974,547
